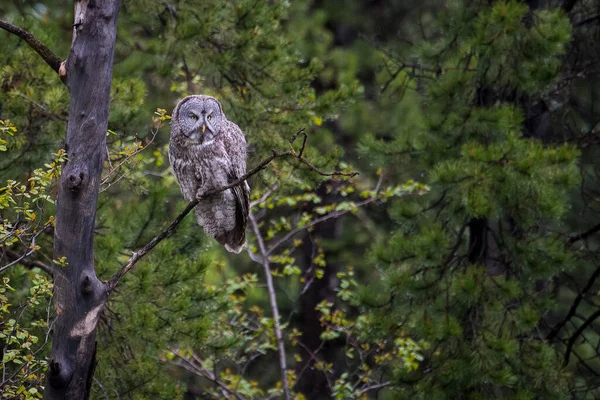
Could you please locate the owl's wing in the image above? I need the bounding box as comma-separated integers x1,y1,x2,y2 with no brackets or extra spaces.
169,141,197,202
224,121,250,244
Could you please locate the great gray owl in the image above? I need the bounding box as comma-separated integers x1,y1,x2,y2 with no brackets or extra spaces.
169,95,250,253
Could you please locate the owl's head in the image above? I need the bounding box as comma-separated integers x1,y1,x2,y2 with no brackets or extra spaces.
174,95,224,144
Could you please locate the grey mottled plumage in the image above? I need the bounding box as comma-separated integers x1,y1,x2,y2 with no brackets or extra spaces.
169,95,250,253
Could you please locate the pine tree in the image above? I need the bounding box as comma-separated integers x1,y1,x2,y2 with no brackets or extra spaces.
360,0,579,398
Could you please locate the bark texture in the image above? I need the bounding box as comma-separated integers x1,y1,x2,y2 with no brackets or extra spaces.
43,1,120,399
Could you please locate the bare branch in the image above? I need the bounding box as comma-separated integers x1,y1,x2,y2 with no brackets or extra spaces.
569,223,600,244
563,309,600,367
0,248,35,274
0,19,63,77
357,381,392,395
249,212,291,400
290,130,358,177
249,185,278,208
548,264,600,340
2,249,53,277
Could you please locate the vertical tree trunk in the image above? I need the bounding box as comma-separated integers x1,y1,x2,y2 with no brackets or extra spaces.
44,1,120,398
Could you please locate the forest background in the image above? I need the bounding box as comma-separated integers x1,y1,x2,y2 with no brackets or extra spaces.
2,0,600,399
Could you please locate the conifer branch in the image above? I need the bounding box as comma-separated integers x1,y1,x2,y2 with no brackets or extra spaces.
248,211,291,400
0,19,63,76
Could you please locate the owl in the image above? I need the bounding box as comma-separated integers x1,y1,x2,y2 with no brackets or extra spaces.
169,95,250,253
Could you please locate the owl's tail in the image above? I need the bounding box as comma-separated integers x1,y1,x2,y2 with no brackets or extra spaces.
218,183,249,254
216,230,246,254
224,242,244,254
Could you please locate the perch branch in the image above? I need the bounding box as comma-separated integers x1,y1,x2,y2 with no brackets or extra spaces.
107,129,357,291
249,212,291,400
0,19,63,76
106,151,292,290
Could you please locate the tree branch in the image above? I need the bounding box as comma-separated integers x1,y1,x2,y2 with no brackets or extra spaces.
265,173,385,256
548,264,600,340
357,381,392,395
266,196,379,256
569,223,600,244
2,249,53,277
105,150,288,291
165,347,248,400
106,129,358,291
248,212,291,400
563,309,600,367
0,19,63,76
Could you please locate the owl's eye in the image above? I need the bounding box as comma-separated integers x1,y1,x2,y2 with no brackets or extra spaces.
207,115,212,121
190,114,198,121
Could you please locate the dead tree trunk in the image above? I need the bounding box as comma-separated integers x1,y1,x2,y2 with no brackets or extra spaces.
44,1,120,398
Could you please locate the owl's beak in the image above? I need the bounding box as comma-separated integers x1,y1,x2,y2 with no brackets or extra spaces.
201,124,206,133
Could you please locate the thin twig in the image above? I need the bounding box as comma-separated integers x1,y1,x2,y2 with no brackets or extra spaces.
0,19,63,76
249,212,291,400
266,197,378,256
357,381,392,395
0,248,35,274
166,347,247,400
101,129,159,188
266,174,384,256
290,130,357,177
249,185,277,208
3,249,53,276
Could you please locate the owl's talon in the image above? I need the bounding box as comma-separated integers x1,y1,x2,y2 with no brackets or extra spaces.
196,188,207,200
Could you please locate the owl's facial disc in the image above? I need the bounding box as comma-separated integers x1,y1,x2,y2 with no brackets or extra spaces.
177,97,221,145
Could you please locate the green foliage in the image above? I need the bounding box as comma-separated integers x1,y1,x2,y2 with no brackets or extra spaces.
355,0,579,398
0,275,53,399
1,0,597,398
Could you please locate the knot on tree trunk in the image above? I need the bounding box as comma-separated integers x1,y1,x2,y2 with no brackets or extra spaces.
48,358,73,389
64,163,88,191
